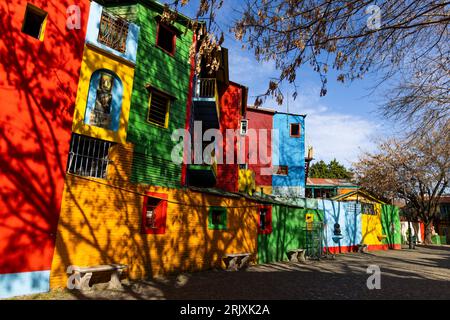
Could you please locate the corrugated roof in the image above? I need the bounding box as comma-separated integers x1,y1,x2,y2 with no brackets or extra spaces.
307,178,357,187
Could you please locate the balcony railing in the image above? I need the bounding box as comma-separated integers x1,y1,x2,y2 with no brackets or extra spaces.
97,9,129,53
194,78,216,99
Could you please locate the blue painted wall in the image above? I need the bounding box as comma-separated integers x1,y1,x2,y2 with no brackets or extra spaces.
86,1,140,64
319,199,362,252
272,112,305,197
0,271,50,299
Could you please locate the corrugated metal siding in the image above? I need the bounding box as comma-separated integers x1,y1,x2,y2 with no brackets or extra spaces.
126,4,193,187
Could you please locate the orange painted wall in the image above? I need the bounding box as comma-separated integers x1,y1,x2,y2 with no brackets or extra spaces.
0,0,89,274
50,143,259,288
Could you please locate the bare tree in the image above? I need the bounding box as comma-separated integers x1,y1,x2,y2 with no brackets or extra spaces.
382,45,449,135
353,123,450,244
166,0,450,135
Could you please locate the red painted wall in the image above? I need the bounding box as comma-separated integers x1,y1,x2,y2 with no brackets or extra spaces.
246,108,273,187
0,0,89,274
216,83,243,192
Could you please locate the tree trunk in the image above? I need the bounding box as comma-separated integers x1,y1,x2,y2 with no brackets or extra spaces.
424,222,433,245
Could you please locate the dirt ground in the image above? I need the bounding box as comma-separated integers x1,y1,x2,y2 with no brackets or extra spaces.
11,245,450,300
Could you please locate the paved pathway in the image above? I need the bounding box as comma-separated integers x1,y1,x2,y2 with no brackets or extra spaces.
15,245,450,300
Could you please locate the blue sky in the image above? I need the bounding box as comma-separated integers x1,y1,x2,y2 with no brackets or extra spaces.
166,0,397,167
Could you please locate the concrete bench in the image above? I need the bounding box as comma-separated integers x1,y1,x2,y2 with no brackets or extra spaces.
287,249,306,263
223,253,252,271
67,264,127,290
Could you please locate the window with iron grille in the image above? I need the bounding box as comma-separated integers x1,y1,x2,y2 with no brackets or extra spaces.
275,165,289,175
97,9,129,53
66,134,114,179
156,23,176,55
361,203,376,215
147,89,170,127
345,202,361,213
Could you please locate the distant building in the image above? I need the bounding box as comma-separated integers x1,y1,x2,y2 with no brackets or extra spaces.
305,178,358,198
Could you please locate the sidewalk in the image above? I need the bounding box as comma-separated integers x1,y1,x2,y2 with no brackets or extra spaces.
11,245,450,300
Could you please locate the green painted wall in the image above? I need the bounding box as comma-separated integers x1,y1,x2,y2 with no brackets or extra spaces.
381,204,402,247
111,2,193,187
258,206,324,264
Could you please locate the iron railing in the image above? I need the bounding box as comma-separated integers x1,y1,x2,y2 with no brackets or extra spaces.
97,9,129,53
67,134,114,179
194,78,216,98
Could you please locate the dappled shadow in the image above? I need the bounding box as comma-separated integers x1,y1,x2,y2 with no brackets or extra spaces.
0,0,90,296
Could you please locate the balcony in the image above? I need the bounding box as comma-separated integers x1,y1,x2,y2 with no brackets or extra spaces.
187,151,217,188
97,9,129,54
194,78,216,100
192,78,220,130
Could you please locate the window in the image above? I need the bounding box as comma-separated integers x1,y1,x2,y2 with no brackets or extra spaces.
240,120,248,135
362,203,376,215
85,70,123,131
22,4,47,40
142,192,168,234
97,9,129,53
239,164,248,170
66,134,114,179
156,23,176,55
258,205,272,234
208,207,227,230
290,123,301,137
275,165,288,176
147,89,171,127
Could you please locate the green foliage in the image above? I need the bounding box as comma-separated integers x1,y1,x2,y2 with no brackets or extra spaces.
309,159,352,179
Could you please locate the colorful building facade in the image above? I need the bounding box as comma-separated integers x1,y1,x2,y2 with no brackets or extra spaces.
272,112,306,198
243,107,275,195
305,178,358,199
0,0,90,298
1,0,402,299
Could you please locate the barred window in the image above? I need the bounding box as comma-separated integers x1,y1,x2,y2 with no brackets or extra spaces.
147,90,170,127
345,202,361,213
361,203,376,215
97,9,129,53
66,134,114,179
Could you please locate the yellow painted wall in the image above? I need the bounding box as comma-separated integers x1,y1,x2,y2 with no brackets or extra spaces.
361,203,384,247
50,144,259,288
238,169,256,195
72,45,135,144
